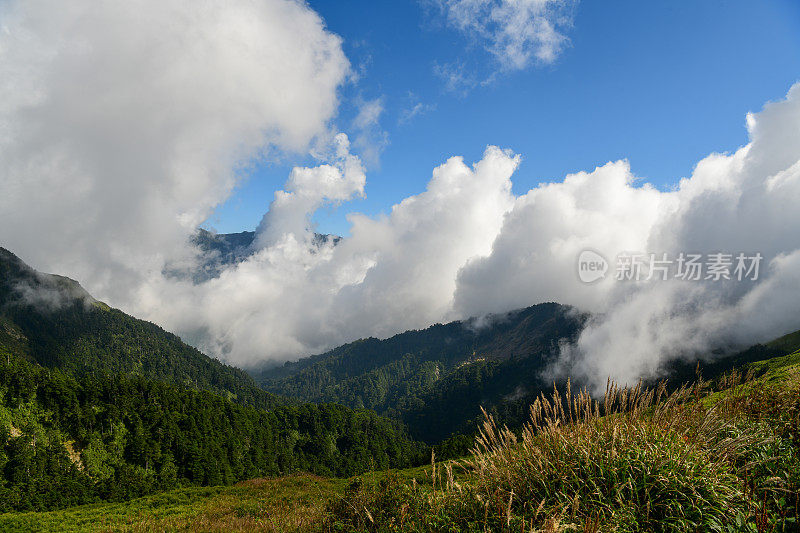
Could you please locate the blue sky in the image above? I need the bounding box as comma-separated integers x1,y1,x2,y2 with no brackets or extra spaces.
203,0,800,237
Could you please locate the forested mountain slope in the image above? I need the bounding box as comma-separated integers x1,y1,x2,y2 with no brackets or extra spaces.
0,247,278,410
257,303,587,442
0,354,425,512
258,300,800,443
0,247,427,512
7,341,799,531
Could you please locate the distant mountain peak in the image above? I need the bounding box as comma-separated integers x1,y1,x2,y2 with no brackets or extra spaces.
167,229,342,283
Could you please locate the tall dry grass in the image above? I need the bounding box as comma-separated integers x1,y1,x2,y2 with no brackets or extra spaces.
325,370,800,532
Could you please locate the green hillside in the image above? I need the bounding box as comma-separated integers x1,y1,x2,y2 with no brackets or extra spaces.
0,353,425,513
257,300,800,446
2,245,798,530
4,344,797,532
0,248,278,410
257,303,586,442
0,248,428,513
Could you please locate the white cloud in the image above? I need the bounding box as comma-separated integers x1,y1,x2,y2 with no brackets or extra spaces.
353,98,385,131
454,84,800,388
155,83,800,376
453,160,672,317
254,133,365,249
140,146,519,365
436,0,577,70
399,104,435,126
398,92,436,125
2,0,799,389
351,96,389,167
433,61,479,96
0,0,349,303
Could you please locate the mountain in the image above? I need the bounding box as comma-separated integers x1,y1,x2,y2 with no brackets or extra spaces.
0,247,279,410
256,303,587,442
0,247,426,512
193,228,341,257
0,347,425,512
184,229,341,282
257,300,800,444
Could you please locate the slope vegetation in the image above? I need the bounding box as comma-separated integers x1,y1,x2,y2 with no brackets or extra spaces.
258,303,586,442
0,247,427,512
5,346,797,532
0,247,277,409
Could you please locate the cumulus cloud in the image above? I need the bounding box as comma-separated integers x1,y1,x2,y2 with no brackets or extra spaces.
435,0,578,70
454,84,800,388
140,146,519,365
453,160,672,317
159,80,800,377
254,133,366,249
2,0,799,389
0,0,350,303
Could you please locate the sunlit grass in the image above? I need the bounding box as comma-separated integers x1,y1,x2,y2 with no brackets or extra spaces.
3,353,798,532
0,475,343,532
326,365,800,532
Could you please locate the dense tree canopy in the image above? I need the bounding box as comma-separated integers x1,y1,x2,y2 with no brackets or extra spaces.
0,355,426,512
0,247,281,411
257,303,585,442
0,248,426,512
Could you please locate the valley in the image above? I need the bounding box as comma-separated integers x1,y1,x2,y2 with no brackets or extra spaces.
1,246,798,531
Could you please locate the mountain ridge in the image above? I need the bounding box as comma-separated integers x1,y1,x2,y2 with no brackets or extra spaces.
184,229,341,282
0,246,280,410
0,246,428,512
256,302,588,441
